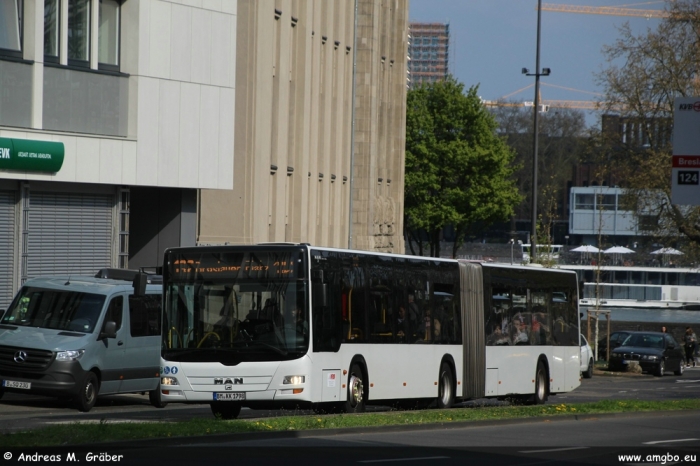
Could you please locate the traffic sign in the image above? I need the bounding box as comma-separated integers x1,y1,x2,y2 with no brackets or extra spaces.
672,97,700,205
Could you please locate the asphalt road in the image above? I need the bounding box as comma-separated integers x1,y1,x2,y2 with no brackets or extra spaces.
1,367,700,434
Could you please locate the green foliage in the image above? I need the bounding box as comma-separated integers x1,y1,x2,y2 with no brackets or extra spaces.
405,77,522,257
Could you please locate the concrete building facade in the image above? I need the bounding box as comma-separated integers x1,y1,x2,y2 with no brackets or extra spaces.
0,0,237,308
0,0,408,309
198,0,408,254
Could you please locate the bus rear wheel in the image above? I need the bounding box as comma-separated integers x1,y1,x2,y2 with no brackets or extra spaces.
210,402,242,419
531,361,548,405
345,363,365,413
437,362,455,409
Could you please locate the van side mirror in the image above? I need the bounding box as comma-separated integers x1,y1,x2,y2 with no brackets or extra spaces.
133,273,148,296
100,321,117,339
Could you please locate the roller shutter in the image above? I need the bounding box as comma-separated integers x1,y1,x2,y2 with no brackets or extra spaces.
0,191,16,310
25,191,113,278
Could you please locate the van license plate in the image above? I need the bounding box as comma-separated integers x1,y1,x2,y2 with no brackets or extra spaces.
214,392,245,401
3,380,31,389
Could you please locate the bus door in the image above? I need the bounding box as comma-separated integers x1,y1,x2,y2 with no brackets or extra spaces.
311,268,342,403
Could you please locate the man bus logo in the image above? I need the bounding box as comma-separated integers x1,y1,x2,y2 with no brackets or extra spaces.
214,377,243,384
678,102,700,111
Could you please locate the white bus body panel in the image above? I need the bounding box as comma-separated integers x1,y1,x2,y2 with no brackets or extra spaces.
485,346,580,396
161,343,463,404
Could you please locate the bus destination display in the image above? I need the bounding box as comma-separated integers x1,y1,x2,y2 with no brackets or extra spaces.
168,253,299,280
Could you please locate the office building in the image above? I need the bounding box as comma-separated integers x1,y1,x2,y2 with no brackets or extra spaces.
407,22,449,89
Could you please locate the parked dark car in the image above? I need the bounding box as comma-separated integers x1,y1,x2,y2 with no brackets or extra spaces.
608,331,685,377
597,330,633,360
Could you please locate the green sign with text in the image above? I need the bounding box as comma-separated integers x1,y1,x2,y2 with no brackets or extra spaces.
0,137,64,172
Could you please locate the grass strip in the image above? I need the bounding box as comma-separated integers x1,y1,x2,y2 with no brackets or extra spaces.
2,399,700,448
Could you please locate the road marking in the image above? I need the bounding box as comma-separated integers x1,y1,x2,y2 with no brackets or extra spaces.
644,439,699,445
675,379,700,383
358,456,450,463
519,447,589,454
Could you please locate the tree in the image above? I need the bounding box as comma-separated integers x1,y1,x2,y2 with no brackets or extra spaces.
404,77,521,257
490,105,588,244
596,0,700,254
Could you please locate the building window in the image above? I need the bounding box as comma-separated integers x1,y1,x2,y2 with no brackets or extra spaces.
98,0,119,68
0,0,23,58
118,187,129,269
68,0,90,65
44,0,121,71
44,0,60,61
574,194,594,210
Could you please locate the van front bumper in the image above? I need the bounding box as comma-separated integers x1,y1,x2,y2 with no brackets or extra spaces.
0,360,87,397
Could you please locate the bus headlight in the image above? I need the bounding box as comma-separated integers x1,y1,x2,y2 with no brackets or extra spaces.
161,377,179,386
56,350,85,361
283,375,305,385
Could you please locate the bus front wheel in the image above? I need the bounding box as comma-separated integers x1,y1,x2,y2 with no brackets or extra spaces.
210,402,242,419
436,362,455,409
345,363,365,413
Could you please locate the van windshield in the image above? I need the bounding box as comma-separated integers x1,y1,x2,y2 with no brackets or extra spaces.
1,287,106,333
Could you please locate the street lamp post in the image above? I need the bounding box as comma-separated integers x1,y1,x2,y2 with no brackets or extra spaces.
522,0,549,264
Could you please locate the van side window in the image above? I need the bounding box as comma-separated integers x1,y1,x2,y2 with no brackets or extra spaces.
129,294,162,337
102,296,123,331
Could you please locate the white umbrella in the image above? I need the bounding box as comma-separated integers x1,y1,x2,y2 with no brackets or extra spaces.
604,246,635,266
603,246,635,254
571,245,600,253
650,247,684,255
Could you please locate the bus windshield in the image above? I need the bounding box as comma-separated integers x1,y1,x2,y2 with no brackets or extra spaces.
163,249,308,363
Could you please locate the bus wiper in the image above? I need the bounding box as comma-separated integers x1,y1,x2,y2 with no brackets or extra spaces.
248,340,288,356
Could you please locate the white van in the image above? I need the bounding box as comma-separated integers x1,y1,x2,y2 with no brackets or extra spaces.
0,269,166,412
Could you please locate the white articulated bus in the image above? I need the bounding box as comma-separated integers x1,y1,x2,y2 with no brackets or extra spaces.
158,244,581,418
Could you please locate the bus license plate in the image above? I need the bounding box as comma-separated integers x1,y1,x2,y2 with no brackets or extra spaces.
214,392,245,401
3,380,31,389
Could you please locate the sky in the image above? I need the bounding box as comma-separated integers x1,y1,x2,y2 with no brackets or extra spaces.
408,0,667,127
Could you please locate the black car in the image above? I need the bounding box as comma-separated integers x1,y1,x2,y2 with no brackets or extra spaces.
597,330,633,360
608,331,685,377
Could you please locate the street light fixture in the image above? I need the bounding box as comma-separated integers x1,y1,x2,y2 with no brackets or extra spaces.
522,0,549,263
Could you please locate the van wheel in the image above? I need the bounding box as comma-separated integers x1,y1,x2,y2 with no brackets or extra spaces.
74,372,98,412
345,362,366,413
583,358,594,379
210,402,241,419
437,362,455,409
149,385,168,408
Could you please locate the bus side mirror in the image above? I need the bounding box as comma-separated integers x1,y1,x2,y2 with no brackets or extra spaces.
100,321,117,340
313,283,328,308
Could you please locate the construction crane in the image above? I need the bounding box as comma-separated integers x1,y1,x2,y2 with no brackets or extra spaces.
481,83,623,112
540,2,669,19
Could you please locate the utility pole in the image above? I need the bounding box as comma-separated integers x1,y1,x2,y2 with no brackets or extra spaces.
522,0,550,263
